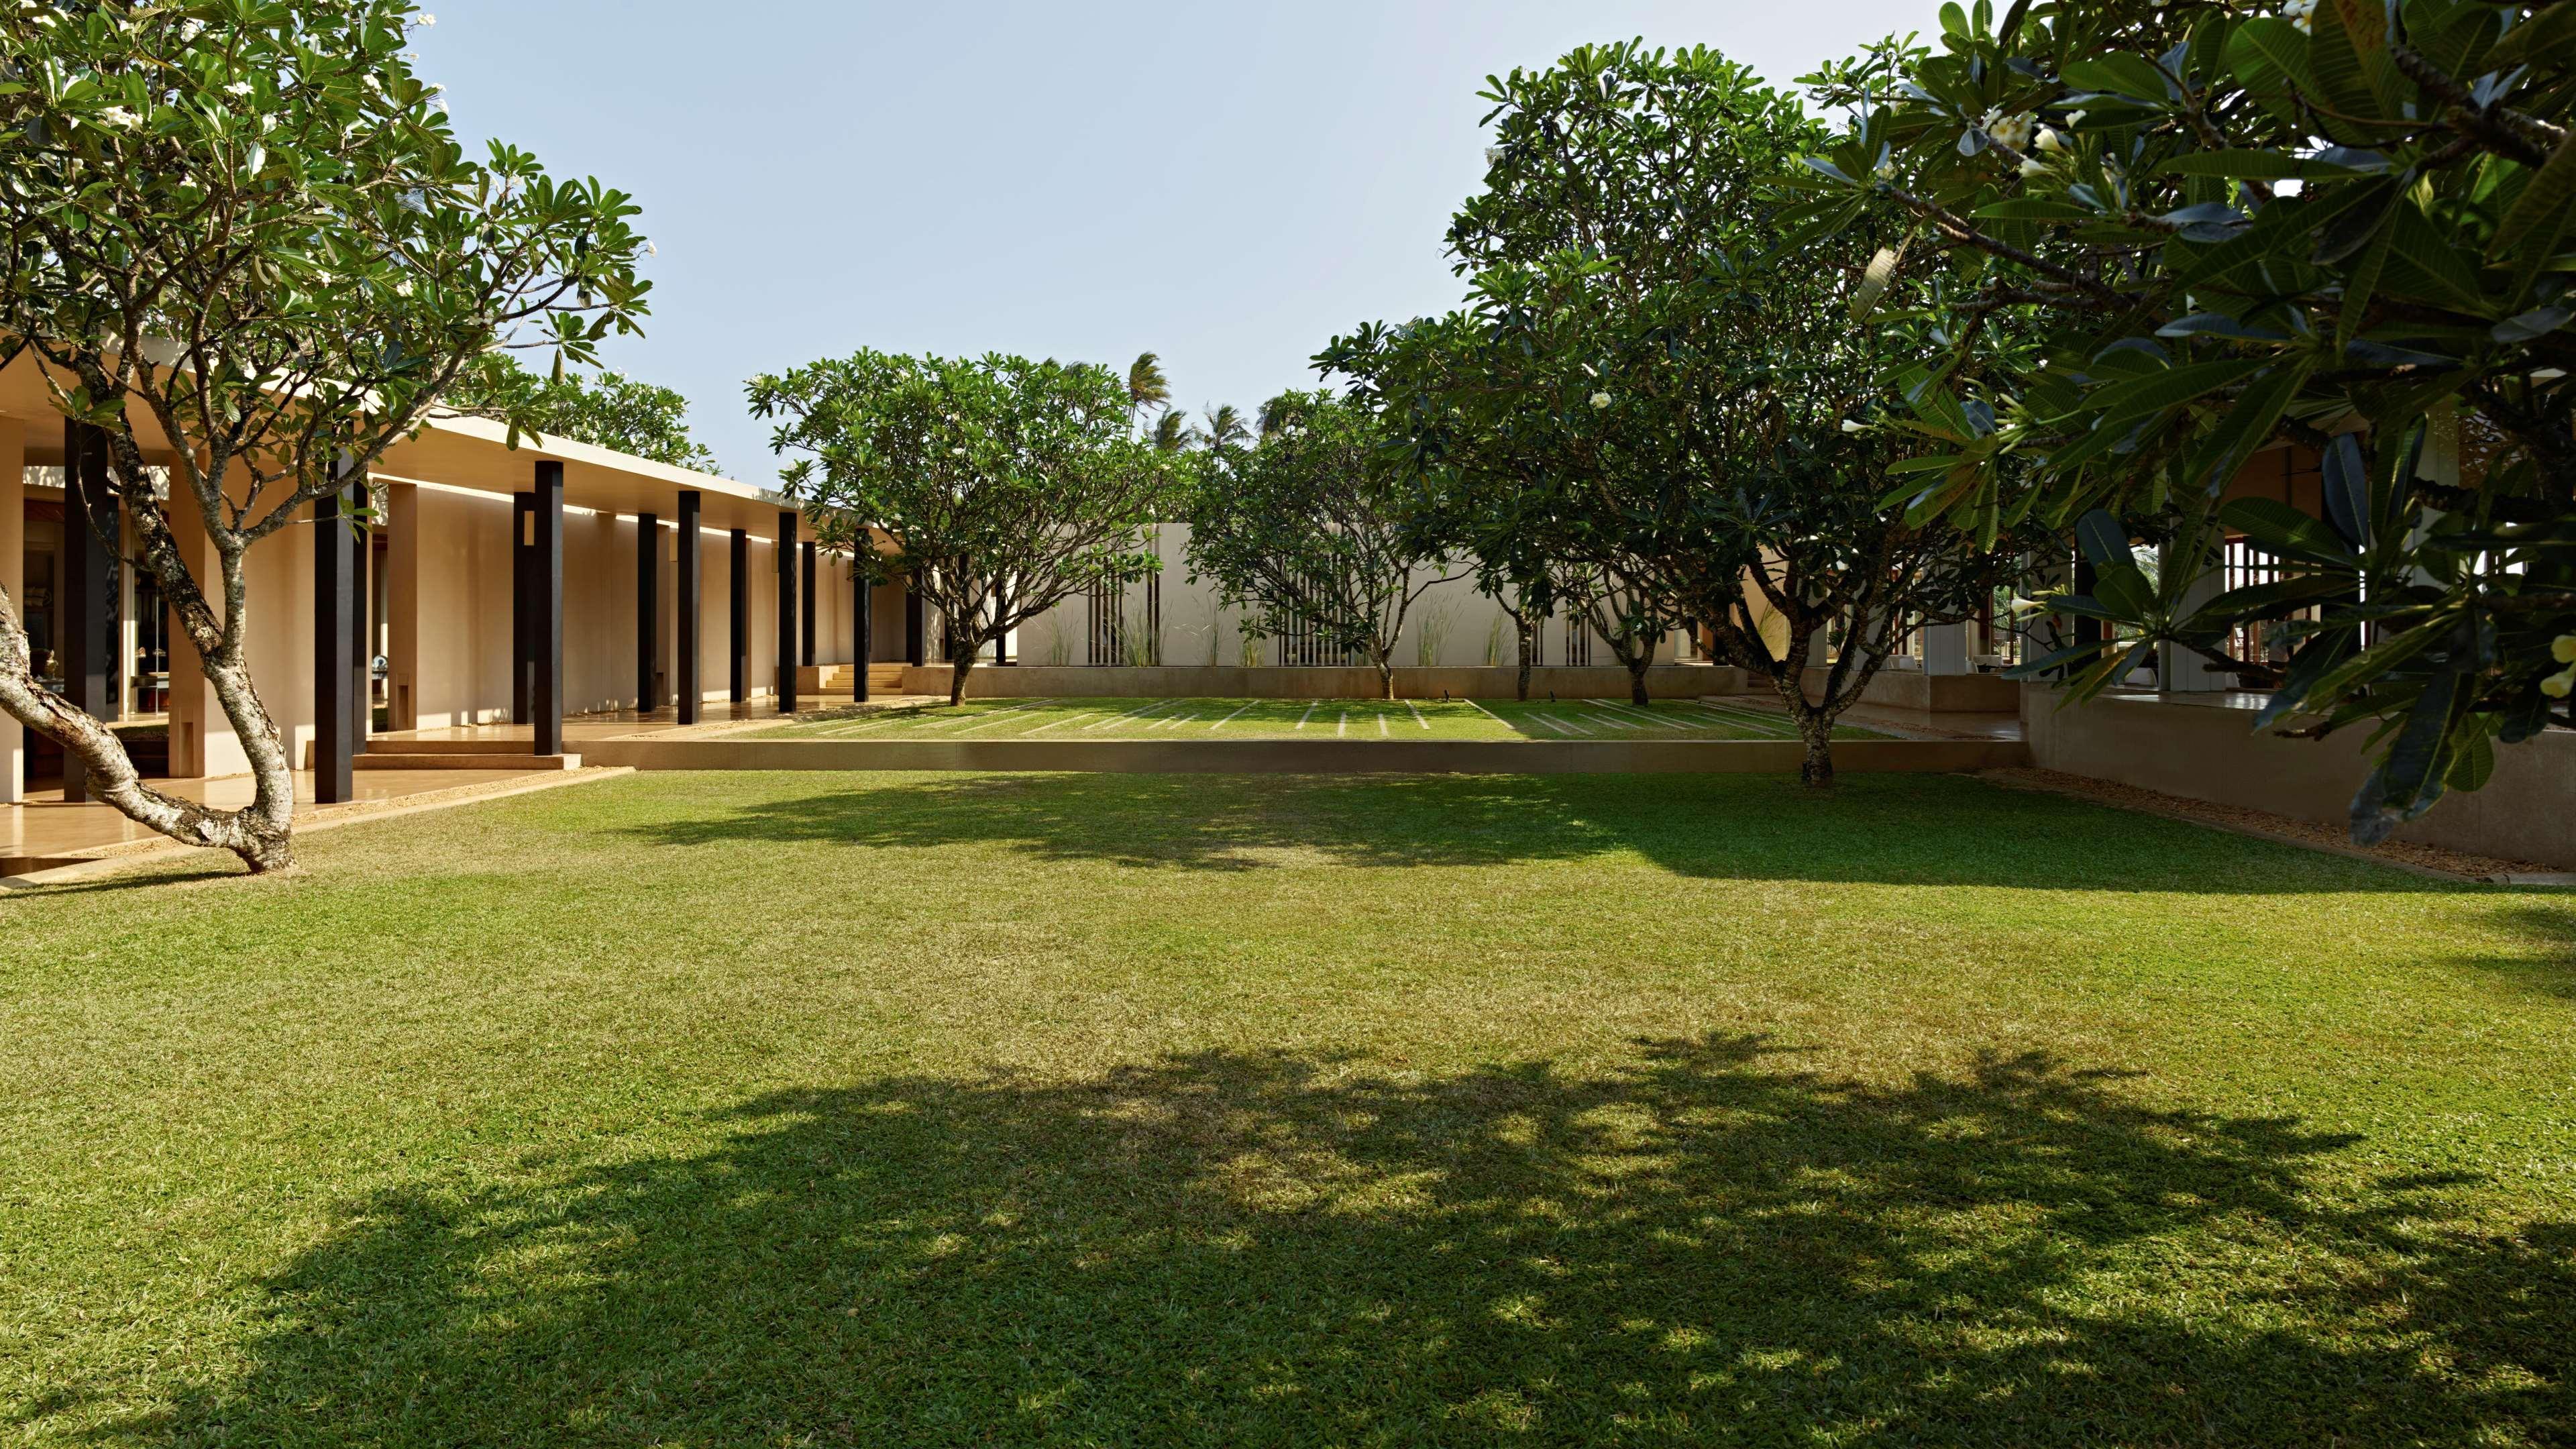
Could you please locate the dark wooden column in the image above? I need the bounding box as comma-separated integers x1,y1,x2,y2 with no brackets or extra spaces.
350,487,370,756
60,420,120,801
313,478,358,805
853,557,872,703
800,539,817,667
532,462,564,757
676,492,702,726
511,491,535,724
637,512,660,713
904,581,925,667
728,528,749,704
776,512,800,714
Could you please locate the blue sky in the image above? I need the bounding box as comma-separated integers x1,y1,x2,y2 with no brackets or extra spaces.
415,1,1929,482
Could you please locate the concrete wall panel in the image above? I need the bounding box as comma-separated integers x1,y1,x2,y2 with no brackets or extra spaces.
2023,686,2576,869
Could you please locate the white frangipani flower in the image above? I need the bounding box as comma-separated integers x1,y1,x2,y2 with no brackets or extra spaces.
1590,392,1611,411
1978,107,2035,154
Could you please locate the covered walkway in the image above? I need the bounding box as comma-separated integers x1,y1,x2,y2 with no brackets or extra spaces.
0,348,930,826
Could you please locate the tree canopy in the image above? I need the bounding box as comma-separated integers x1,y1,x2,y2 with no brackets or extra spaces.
446,362,723,475
1790,0,2576,837
1185,389,1460,698
750,350,1181,705
1335,42,2039,780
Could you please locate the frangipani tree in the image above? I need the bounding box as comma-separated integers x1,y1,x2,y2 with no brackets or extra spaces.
0,0,650,872
1185,390,1462,700
750,350,1181,706
1338,42,2039,781
1790,0,2576,840
447,362,722,474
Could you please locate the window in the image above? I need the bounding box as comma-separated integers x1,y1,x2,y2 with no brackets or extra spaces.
1277,572,1363,666
1087,570,1161,665
133,569,169,714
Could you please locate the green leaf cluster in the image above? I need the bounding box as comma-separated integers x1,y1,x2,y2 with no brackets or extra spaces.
1796,0,2576,839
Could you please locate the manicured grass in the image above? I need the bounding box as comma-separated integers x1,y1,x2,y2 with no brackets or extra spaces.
751,694,1886,743
2,770,2571,1447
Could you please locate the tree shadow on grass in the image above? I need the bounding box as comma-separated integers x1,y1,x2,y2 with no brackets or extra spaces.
110,1037,2573,1447
2455,903,2576,1000
617,770,2481,894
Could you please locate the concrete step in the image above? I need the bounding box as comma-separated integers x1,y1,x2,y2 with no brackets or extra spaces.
308,738,555,768
805,663,912,691
353,751,582,771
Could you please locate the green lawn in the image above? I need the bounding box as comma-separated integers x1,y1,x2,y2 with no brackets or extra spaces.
752,694,1886,742
3,770,2571,1447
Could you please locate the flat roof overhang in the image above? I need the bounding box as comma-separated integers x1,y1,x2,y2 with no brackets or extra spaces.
0,347,865,547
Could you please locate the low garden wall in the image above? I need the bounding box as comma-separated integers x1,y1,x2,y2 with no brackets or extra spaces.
582,736,2029,775
2022,684,2576,868
1799,666,2021,714
902,663,1744,700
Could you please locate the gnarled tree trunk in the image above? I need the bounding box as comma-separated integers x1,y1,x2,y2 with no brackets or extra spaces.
0,536,297,873
1790,704,1837,788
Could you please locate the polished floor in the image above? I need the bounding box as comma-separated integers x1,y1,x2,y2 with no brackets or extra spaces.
4,768,549,861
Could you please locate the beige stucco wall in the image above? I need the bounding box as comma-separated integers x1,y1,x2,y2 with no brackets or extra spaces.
164,490,319,782
404,483,514,729
2023,685,2576,869
1000,523,1698,672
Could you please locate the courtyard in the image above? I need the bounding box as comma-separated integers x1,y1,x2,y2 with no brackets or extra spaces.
3,769,2569,1446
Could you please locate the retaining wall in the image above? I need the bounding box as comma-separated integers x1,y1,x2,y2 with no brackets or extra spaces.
581,736,2029,775
901,663,1743,700
1799,666,2021,714
2022,685,2576,868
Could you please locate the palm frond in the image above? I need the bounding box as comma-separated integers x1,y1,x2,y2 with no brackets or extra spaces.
1127,352,1172,413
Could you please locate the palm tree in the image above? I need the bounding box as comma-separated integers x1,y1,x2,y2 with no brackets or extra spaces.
1126,352,1171,426
1152,410,1189,452
1197,403,1248,450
